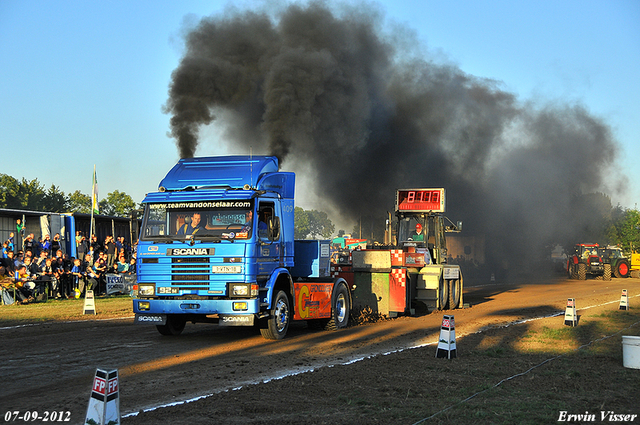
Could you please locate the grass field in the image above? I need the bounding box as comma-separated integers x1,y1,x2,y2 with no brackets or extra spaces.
0,294,134,325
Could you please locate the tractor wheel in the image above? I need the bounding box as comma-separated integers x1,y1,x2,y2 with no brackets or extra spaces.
156,315,187,336
448,279,461,309
603,264,612,281
325,282,350,331
567,261,578,279
260,290,290,340
614,259,631,278
438,277,449,310
578,263,587,280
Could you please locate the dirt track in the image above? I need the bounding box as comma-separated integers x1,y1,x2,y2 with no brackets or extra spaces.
1,275,639,424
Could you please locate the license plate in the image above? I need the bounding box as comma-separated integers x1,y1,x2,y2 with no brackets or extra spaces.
211,265,242,274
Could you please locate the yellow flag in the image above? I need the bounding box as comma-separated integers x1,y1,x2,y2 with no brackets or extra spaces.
92,167,99,214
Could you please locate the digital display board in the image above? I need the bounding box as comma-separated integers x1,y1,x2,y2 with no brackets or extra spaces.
396,188,445,212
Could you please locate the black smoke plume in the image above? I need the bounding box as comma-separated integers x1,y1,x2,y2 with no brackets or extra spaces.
164,2,626,275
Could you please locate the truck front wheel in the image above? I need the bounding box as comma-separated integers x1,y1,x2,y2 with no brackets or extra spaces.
448,279,461,309
260,290,290,340
156,315,187,336
326,282,350,331
438,278,449,310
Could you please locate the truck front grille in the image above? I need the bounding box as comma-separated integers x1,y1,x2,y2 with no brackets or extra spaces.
171,257,210,284
172,274,209,281
172,257,209,264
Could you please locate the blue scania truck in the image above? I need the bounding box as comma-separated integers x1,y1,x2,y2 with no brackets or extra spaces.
133,156,351,339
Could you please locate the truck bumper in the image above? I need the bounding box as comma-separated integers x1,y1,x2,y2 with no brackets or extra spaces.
133,298,260,316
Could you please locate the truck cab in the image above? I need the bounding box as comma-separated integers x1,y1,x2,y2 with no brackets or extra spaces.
133,156,350,340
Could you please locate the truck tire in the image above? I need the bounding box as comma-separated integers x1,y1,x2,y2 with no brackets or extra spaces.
614,259,630,278
325,282,350,331
567,261,578,279
603,264,612,281
438,277,449,310
448,279,461,309
571,264,578,279
260,290,290,340
578,263,587,280
156,315,187,336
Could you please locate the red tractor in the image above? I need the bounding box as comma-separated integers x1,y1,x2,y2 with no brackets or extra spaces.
566,243,611,281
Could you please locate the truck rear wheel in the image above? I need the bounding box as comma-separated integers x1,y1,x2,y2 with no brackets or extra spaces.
325,282,350,331
260,290,290,340
578,263,587,280
438,278,449,310
614,259,630,278
448,279,461,309
156,315,187,336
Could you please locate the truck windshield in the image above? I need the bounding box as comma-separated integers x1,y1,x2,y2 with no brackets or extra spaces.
141,201,254,240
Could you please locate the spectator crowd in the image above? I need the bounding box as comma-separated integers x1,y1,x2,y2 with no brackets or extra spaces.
1,223,136,304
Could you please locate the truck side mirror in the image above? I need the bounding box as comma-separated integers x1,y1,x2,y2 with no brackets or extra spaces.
268,217,280,240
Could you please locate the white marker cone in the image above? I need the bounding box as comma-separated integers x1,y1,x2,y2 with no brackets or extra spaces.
85,368,120,425
564,298,577,327
83,290,97,315
436,315,457,359
619,289,629,311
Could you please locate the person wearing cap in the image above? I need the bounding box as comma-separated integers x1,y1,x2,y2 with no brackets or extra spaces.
410,223,424,241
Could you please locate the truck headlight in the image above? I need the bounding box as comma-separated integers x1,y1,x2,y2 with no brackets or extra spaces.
138,284,155,296
228,283,259,297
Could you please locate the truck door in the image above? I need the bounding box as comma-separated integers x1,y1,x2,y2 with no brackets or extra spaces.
257,201,282,274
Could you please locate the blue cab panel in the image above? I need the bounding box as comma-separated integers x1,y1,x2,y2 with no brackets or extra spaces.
291,240,332,278
159,156,279,191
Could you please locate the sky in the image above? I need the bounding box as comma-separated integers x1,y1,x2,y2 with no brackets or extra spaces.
1,0,639,214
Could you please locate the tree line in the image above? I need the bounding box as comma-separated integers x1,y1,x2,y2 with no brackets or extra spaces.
0,174,340,237
608,206,640,254
294,207,335,240
0,174,137,217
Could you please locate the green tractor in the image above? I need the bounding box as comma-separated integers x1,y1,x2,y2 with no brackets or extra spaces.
599,246,631,278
